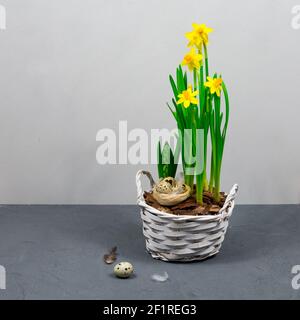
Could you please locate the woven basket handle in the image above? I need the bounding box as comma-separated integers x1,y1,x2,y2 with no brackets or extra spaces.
136,170,156,201
220,183,239,214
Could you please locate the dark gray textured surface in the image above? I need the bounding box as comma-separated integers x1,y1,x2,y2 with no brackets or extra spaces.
0,205,299,300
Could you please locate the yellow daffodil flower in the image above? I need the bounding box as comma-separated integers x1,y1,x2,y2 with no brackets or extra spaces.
186,23,213,48
181,48,202,71
185,30,202,49
176,86,198,108
204,77,223,97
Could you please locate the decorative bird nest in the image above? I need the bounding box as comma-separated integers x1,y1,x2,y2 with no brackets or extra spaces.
152,177,191,206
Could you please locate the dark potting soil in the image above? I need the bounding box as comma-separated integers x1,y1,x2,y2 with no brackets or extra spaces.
143,189,226,216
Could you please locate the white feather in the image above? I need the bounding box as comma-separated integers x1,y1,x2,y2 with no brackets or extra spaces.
151,271,169,282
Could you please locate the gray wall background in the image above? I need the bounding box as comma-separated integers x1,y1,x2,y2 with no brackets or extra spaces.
0,0,299,204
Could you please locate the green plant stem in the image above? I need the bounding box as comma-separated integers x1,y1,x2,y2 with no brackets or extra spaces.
196,173,203,205
212,94,223,202
184,107,195,190
199,66,204,115
194,47,209,203
202,45,210,192
214,163,221,202
185,174,194,190
203,172,208,195
203,171,208,190
203,44,209,79
193,69,197,92
198,47,204,114
208,155,214,192
200,125,208,192
183,138,194,190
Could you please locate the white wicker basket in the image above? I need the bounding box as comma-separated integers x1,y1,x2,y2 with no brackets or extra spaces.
136,170,238,262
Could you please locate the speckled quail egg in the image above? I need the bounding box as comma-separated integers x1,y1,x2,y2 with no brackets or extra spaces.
153,177,191,206
113,262,134,278
155,177,177,194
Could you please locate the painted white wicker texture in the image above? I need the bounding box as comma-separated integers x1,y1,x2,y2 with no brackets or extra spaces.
136,170,238,262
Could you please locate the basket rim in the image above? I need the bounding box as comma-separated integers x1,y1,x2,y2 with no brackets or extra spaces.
137,195,235,221
136,170,238,222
